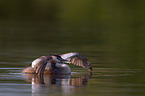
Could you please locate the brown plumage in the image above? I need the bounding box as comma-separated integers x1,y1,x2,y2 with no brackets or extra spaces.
61,52,92,71
22,52,92,75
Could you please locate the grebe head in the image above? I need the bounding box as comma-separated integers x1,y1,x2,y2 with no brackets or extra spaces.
50,55,66,63
47,55,66,69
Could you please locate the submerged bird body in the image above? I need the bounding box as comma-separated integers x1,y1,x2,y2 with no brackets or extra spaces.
22,52,92,75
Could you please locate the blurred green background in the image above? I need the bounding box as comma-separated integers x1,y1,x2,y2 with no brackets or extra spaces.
0,0,145,69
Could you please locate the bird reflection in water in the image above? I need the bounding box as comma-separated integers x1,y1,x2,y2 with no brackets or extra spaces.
23,73,92,95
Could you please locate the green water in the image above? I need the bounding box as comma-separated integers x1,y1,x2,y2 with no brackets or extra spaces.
0,0,145,96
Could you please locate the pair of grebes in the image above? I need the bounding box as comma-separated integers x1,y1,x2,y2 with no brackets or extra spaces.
22,52,92,75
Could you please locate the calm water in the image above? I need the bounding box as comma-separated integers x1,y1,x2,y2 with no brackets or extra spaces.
1,0,145,96
0,48,145,96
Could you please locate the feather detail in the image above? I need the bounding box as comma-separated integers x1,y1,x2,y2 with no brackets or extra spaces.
61,52,92,71
36,59,49,75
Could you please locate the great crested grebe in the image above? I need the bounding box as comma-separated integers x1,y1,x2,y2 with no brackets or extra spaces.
22,52,92,75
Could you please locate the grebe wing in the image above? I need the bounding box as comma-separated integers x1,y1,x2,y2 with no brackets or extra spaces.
31,56,47,68
61,52,92,71
36,60,47,75
31,56,48,75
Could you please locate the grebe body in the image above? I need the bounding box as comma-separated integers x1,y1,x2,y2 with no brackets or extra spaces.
22,52,92,75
